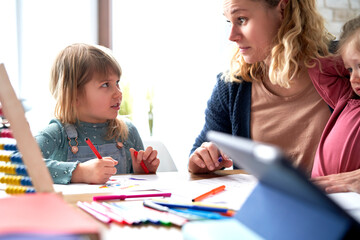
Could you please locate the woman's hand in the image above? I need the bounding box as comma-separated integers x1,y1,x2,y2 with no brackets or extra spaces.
130,147,159,174
71,157,118,184
188,142,233,173
311,169,360,194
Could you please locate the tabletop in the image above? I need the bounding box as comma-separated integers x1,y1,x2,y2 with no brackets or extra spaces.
61,169,250,240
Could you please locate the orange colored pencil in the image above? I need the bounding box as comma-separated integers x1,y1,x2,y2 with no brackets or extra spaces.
192,185,226,202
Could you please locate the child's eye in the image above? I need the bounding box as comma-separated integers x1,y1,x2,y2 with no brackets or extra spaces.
116,80,121,90
101,82,109,88
347,68,353,74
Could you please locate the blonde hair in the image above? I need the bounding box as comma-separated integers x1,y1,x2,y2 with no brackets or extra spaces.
227,0,334,88
338,15,360,56
50,43,128,141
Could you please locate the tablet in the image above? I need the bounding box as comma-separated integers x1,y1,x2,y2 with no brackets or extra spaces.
206,130,360,239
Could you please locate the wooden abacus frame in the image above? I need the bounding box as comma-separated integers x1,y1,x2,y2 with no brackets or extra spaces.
0,63,54,193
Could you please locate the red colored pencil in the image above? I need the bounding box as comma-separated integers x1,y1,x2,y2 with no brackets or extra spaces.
134,151,149,174
85,137,102,159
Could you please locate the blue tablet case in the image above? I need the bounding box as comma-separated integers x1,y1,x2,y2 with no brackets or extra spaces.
235,183,350,240
182,131,360,240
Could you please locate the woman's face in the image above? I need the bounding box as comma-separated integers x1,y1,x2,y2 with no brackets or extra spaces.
223,0,284,64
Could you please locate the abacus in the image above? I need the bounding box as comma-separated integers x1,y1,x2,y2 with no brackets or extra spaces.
0,126,35,194
0,63,54,194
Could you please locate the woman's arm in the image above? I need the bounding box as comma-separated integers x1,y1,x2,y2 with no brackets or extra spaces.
188,74,235,173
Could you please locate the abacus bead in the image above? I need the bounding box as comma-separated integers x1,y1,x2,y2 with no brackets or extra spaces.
25,188,36,193
0,129,13,138
6,165,16,174
5,144,17,151
16,187,26,194
0,176,8,184
14,176,21,185
10,153,22,164
6,130,13,138
20,177,32,186
5,186,26,194
4,155,11,162
16,165,28,176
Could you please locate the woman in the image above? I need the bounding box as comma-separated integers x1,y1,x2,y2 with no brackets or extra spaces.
188,0,334,175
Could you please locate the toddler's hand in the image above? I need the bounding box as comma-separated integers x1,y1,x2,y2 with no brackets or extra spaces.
130,147,159,174
311,168,360,194
71,157,118,184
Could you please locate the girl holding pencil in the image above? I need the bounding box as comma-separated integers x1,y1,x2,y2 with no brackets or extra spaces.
35,43,159,184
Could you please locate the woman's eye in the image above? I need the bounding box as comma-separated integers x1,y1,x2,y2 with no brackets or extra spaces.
238,17,246,25
347,68,353,74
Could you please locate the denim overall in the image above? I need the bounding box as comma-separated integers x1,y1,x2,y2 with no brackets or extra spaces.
64,124,128,174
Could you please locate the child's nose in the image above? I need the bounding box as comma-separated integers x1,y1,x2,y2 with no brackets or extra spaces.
114,87,122,97
350,70,360,83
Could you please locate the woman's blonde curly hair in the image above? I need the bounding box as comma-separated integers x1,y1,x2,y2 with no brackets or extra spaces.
227,0,335,88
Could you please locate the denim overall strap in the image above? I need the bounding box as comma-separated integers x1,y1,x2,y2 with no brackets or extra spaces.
64,124,77,139
64,124,128,174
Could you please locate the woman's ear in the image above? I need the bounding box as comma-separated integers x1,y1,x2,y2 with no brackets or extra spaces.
279,0,289,19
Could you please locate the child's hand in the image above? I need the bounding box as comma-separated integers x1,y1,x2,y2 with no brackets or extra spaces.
130,147,159,174
71,157,118,184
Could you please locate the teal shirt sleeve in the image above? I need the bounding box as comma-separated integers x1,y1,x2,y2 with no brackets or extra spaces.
35,119,79,184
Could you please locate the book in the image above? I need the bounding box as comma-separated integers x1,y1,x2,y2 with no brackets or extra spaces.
0,193,100,239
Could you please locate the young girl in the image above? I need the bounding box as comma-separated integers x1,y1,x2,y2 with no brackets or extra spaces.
310,15,360,193
35,43,159,184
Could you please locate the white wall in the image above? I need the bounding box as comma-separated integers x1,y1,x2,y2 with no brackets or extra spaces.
17,0,98,134
112,0,232,172
317,0,360,38
0,0,231,173
0,1,19,92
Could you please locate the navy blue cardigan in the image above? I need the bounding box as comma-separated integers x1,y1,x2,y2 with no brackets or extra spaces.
190,73,252,155
190,71,334,159
190,42,338,157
